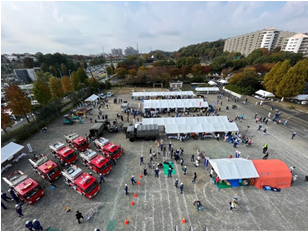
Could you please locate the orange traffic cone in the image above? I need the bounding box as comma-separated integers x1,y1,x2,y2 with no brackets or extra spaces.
124,219,129,225
134,193,138,197
65,205,70,213
131,201,135,205
139,174,142,178
137,181,141,185
182,218,186,224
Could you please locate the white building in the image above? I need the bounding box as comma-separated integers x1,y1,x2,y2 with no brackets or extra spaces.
282,33,308,57
111,48,123,56
124,46,139,56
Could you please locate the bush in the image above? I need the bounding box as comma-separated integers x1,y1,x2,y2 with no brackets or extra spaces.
225,85,255,95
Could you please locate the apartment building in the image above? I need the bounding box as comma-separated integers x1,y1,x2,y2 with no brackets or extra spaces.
224,27,297,57
124,46,139,56
111,48,123,56
282,33,308,57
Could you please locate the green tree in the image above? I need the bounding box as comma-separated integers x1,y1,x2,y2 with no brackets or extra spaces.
49,76,64,99
23,57,34,68
35,52,44,64
88,76,99,90
110,63,115,73
83,61,88,69
40,63,49,73
128,69,137,77
246,48,265,65
263,62,281,93
5,85,32,123
210,56,227,72
70,71,80,91
1,107,14,134
35,70,52,83
33,77,52,105
115,67,127,79
61,75,73,94
76,67,88,83
272,60,291,95
49,65,57,76
61,63,68,76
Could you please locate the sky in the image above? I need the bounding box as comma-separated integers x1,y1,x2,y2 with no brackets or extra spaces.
1,1,308,55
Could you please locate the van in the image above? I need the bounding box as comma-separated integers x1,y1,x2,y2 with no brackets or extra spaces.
89,123,105,138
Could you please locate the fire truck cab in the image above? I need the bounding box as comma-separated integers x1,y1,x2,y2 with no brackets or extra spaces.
64,132,89,152
29,154,61,181
2,170,45,205
61,165,100,199
49,141,78,164
79,149,113,176
94,137,122,161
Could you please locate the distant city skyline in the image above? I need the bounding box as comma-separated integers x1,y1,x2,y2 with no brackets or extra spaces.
1,1,308,55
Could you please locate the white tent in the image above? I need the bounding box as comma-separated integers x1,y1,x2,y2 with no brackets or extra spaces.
132,91,194,98
1,142,24,164
143,99,208,111
208,81,217,86
255,90,275,98
84,94,99,102
209,158,259,180
195,87,219,92
218,79,228,84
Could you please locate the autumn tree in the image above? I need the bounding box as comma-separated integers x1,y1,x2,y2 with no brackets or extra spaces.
70,71,80,91
191,64,203,75
49,65,57,77
23,57,34,68
49,76,64,99
33,77,52,105
61,75,73,94
1,108,14,134
181,65,191,76
5,85,32,123
272,60,291,95
110,63,115,73
88,76,99,90
168,67,181,77
61,63,68,76
115,67,128,79
263,62,281,93
128,69,137,77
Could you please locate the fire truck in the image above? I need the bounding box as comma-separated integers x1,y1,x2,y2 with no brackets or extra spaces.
49,141,78,164
29,154,61,181
61,165,100,199
94,137,122,161
79,149,113,176
2,170,45,205
64,132,89,152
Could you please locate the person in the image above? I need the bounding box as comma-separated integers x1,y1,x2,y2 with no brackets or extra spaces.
76,211,84,224
263,144,268,154
168,168,172,177
194,160,199,167
180,158,184,166
210,167,214,178
140,155,144,165
192,172,197,183
193,199,202,211
291,175,298,184
25,221,34,231
1,192,12,202
233,193,240,204
89,172,93,176
254,113,257,119
131,176,137,185
99,174,105,184
230,200,237,211
289,166,295,173
124,184,128,195
284,120,288,125
229,155,233,158
183,166,187,175
1,201,7,210
258,124,262,131
143,168,147,176
15,202,25,217
174,179,178,188
291,132,296,139
169,142,172,149
191,154,195,162
155,168,160,177
33,219,43,231
263,152,269,160
215,176,220,185
180,183,184,194
263,128,267,135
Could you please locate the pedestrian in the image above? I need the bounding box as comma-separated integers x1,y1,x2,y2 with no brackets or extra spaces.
155,168,160,177
221,101,222,106
180,158,184,166
183,166,187,175
89,172,93,176
235,151,241,158
259,117,263,122
25,221,34,231
255,117,259,123
233,193,240,204
140,155,144,165
75,210,84,224
191,154,195,162
230,200,237,211
289,166,295,173
215,176,220,185
263,152,269,160
210,167,214,178
180,147,184,155
192,172,197,183
174,179,178,188
131,175,137,185
169,142,172,149
193,199,202,211
263,117,266,123
160,143,163,151
180,183,184,194
258,124,262,130
15,202,25,217
263,143,268,154
265,119,268,124
291,132,296,139
149,146,152,154
254,113,257,119
268,112,271,118
124,184,128,195
233,141,238,148
1,192,12,202
99,174,105,184
291,175,298,184
1,201,7,210
168,168,172,177
143,168,147,176
33,219,43,231
284,120,288,125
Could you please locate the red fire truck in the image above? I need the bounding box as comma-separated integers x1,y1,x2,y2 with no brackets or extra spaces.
29,154,61,181
64,132,89,152
49,141,78,164
79,149,113,176
2,170,45,205
94,137,122,161
61,165,100,199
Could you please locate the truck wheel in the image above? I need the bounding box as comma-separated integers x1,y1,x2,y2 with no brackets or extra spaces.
129,138,135,142
145,137,150,141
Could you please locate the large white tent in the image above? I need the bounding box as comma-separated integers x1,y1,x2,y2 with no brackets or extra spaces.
1,142,24,164
218,79,228,84
143,99,208,112
84,94,99,102
195,87,219,92
209,158,259,180
208,81,218,86
142,116,238,134
255,90,275,98
132,91,194,98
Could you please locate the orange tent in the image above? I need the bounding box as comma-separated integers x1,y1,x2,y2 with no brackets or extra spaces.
252,159,292,189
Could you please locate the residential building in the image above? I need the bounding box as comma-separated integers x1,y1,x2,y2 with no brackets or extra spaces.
111,48,123,56
169,81,183,90
282,33,308,57
14,67,40,83
124,46,139,56
223,27,297,57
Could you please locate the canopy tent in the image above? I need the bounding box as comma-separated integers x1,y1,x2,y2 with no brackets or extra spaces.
132,91,194,98
209,158,259,180
84,94,99,102
218,79,228,84
290,94,308,101
143,99,208,112
195,87,219,92
255,90,275,98
251,159,292,189
142,116,239,134
1,142,24,164
208,81,218,86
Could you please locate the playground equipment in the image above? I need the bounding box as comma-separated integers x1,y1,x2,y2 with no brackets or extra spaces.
63,114,83,125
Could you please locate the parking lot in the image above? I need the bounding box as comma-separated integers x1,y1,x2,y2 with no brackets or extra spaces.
1,88,308,231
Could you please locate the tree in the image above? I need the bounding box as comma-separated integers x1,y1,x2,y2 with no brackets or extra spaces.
272,60,291,95
83,61,88,69
246,49,265,65
33,77,52,105
181,65,191,76
168,67,180,77
35,70,52,83
40,63,49,73
76,67,88,84
106,66,113,75
23,57,34,68
49,65,57,77
210,56,227,72
1,108,14,134
115,67,127,79
128,69,137,77
263,62,281,93
34,52,44,64
276,60,307,97
88,76,99,90
70,71,80,91
61,63,68,76
191,64,203,75
5,85,32,123
61,75,73,94
110,63,115,73
49,76,64,99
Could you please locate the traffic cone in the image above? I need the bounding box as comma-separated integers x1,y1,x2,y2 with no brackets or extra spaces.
139,174,142,178
182,218,186,224
124,218,129,225
134,193,138,197
131,201,135,205
137,181,141,185
65,205,70,212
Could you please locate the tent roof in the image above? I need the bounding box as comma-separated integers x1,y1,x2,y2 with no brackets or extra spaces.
142,116,238,134
290,94,308,101
84,94,99,102
132,91,194,97
255,90,275,97
143,99,208,109
1,142,24,164
195,87,219,92
218,79,228,84
208,81,217,86
209,158,259,180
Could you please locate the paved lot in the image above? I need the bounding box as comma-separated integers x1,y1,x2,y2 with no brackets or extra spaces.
1,90,308,231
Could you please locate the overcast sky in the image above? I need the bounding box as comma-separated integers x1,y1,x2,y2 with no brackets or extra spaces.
1,1,308,55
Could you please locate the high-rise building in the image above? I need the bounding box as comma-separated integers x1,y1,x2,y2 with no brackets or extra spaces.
124,46,139,56
223,27,297,57
282,33,308,57
111,48,123,56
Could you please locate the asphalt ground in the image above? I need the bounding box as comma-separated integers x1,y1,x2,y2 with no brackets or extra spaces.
1,90,308,231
